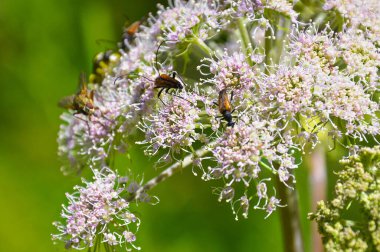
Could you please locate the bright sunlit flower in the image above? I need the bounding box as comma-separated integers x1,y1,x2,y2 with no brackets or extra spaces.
52,169,140,251
55,0,380,250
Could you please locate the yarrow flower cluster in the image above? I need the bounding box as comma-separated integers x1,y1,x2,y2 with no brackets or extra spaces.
52,169,140,250
309,146,380,252
55,0,380,250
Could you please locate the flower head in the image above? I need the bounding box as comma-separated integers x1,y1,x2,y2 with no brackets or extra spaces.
52,169,140,250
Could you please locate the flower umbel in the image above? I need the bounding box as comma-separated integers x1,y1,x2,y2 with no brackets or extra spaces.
55,0,380,251
52,169,140,251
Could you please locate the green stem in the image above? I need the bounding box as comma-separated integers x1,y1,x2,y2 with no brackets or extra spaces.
264,27,274,74
192,37,213,57
274,17,291,64
128,142,215,202
259,160,276,174
276,175,304,252
237,18,254,66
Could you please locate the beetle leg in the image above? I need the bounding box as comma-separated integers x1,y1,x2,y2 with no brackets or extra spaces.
157,88,167,105
157,88,165,98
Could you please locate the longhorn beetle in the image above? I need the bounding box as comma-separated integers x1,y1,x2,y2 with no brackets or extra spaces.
141,40,191,105
216,89,235,127
120,20,142,51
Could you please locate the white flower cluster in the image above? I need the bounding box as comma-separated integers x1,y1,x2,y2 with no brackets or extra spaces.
55,0,380,249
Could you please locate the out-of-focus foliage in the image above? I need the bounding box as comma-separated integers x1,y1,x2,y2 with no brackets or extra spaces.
309,147,380,252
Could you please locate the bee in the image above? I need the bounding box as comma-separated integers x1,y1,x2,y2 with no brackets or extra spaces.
89,50,121,85
216,89,235,127
59,72,97,123
120,20,142,51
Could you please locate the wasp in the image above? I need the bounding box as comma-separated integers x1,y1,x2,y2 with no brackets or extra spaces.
120,20,142,51
216,89,235,127
59,72,98,124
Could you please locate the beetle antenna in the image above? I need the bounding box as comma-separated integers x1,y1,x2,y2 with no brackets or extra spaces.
141,75,154,82
155,40,166,75
113,74,129,85
155,39,180,75
171,94,195,106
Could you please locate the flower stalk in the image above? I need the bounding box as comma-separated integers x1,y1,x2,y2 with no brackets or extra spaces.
237,18,254,65
128,142,214,202
276,175,304,252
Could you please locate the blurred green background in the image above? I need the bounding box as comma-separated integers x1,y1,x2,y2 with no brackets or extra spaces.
0,0,341,251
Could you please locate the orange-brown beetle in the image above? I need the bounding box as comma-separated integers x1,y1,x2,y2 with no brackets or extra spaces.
216,89,235,127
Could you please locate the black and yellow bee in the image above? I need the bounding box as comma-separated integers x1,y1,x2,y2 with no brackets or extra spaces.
89,50,121,85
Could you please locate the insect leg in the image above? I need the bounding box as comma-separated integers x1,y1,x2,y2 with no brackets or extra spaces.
157,87,165,98
73,113,90,131
157,88,167,105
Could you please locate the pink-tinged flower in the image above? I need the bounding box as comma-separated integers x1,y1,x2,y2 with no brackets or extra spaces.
208,119,297,217
265,196,285,218
226,0,298,21
338,29,380,91
151,0,230,42
52,169,140,251
324,0,380,33
57,112,114,175
138,92,203,161
258,25,380,147
200,50,257,94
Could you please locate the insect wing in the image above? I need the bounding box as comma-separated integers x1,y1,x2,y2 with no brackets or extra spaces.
58,95,75,109
78,72,88,95
218,90,231,113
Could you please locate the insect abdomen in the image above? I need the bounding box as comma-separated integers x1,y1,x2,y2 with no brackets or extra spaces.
154,74,182,88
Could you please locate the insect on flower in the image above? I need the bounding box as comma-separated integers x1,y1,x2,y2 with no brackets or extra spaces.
58,72,102,126
141,40,190,105
216,89,235,127
89,50,121,84
120,20,142,51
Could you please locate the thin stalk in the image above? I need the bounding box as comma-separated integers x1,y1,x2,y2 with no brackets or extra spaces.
276,175,304,252
192,37,213,57
307,146,326,252
237,18,254,66
274,17,291,64
264,27,274,74
259,160,277,174
128,142,215,202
